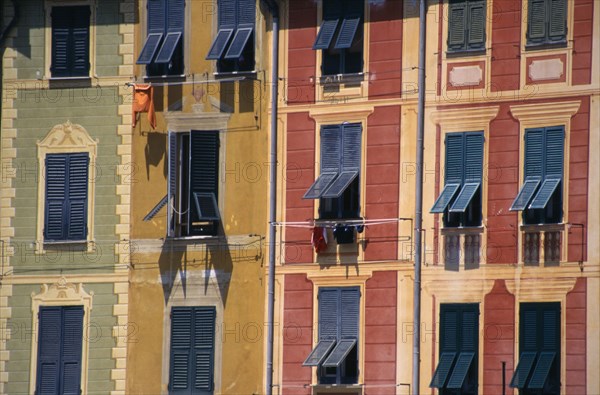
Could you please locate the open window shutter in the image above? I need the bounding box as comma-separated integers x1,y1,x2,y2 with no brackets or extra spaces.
303,126,341,199
441,307,458,352
66,154,89,241
155,0,184,63
528,0,547,44
61,307,83,395
448,1,467,51
37,307,62,395
525,129,544,178
445,134,464,184
467,1,485,50
541,304,559,352
170,307,193,393
319,289,339,340
192,307,216,392
167,132,177,237
71,7,90,77
548,0,566,41
207,0,236,59
45,155,68,241
237,0,255,26
189,131,219,221
226,0,255,61
321,124,360,198
522,307,538,351
461,307,478,352
51,8,70,77
544,126,564,178
138,0,166,64
450,133,482,213
334,16,361,49
340,288,359,339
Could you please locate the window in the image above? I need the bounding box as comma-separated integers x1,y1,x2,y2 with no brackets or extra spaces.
510,126,564,225
303,123,361,220
137,0,185,76
36,306,84,395
206,0,255,73
447,0,486,53
527,0,567,47
431,132,483,227
51,6,91,77
304,287,359,385
44,153,89,242
510,302,560,395
169,307,216,394
430,303,479,395
314,0,364,76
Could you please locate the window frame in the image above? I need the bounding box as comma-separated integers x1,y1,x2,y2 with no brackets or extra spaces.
525,0,568,49
44,1,96,79
446,0,487,55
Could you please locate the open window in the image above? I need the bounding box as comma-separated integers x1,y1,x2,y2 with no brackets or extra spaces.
304,287,359,385
137,0,185,77
526,0,567,48
510,302,560,394
447,0,486,54
303,123,361,220
431,132,483,227
206,0,255,73
510,126,564,225
314,0,364,76
430,304,479,394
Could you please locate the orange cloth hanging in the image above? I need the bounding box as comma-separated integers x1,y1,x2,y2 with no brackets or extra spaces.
132,84,157,129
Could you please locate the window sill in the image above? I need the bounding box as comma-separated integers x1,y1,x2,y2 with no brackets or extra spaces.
213,70,257,80
319,72,365,85
48,77,92,89
524,41,568,51
441,226,484,235
143,74,186,82
165,235,220,241
520,223,564,232
312,383,362,394
446,49,486,58
43,240,88,245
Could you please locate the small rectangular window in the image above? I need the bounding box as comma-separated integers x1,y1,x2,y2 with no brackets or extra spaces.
527,0,567,47
137,0,185,76
51,6,91,77
447,0,486,53
510,126,564,224
206,0,256,73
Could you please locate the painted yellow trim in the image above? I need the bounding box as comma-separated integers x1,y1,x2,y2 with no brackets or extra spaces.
44,0,97,79
29,277,94,395
429,106,499,267
509,100,580,264
36,121,99,254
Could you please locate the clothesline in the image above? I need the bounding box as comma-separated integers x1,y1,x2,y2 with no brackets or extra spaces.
272,218,412,228
125,75,249,87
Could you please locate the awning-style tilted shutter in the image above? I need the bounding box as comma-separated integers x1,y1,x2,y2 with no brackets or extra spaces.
303,340,335,366
430,352,456,388
206,0,255,61
138,0,184,65
510,352,537,388
446,352,475,389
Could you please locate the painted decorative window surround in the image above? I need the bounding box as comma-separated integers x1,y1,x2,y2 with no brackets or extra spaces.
44,1,96,79
509,101,580,265
36,121,98,253
29,277,93,395
430,106,498,268
314,0,370,102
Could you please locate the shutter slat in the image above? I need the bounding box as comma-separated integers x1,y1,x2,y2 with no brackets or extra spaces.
303,340,336,366
321,171,358,199
51,8,70,76
525,129,544,178
313,19,340,50
510,352,537,388
528,0,547,43
340,288,359,339
448,2,467,50
137,33,163,64
528,351,555,389
528,178,560,210
193,352,212,390
218,0,237,29
461,308,477,351
318,289,339,339
167,0,185,32
148,0,166,33
464,132,483,181
224,27,253,59
445,134,464,183
71,8,90,76
468,1,486,50
449,183,480,213
548,0,566,40
170,308,192,392
522,308,538,351
154,32,182,63
510,179,541,211
431,183,461,213
544,126,564,177
334,17,361,49
206,29,234,60
237,0,255,26
67,154,89,240
430,352,456,388
192,307,215,392
321,339,356,367
341,123,362,171
303,173,338,200
442,309,458,351
446,352,475,389
45,155,68,241
189,131,220,224
321,125,342,173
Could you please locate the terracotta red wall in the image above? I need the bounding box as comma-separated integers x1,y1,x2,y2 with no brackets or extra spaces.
282,274,314,395
285,112,316,264
368,1,402,100
483,280,515,395
568,97,589,262
364,106,401,261
364,271,397,394
572,0,594,85
287,0,316,105
490,0,521,91
566,277,587,394
486,103,519,264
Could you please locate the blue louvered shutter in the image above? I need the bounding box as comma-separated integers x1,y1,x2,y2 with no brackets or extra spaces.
51,6,88,77
528,0,547,44
66,153,89,241
155,0,184,63
442,308,458,352
340,288,359,339
225,0,255,60
445,134,464,184
45,155,68,241
71,7,91,77
167,132,177,237
548,0,566,42
461,307,477,352
138,0,166,64
170,307,193,393
334,17,361,49
304,125,341,199
544,126,564,178
192,307,216,393
189,131,219,224
319,289,339,340
467,0,486,50
448,1,467,51
207,0,236,59
61,307,83,395
450,133,482,213
51,7,70,77
37,307,62,395
322,123,361,198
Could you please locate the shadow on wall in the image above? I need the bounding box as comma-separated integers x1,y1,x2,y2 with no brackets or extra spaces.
144,132,167,180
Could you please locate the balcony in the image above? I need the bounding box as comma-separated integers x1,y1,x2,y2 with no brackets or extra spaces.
521,224,564,266
441,227,483,270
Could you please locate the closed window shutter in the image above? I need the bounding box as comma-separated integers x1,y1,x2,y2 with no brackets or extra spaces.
61,307,84,395
45,155,68,241
525,129,544,179
66,153,89,241
225,0,256,61
170,307,193,393
340,288,359,339
71,7,91,77
167,132,177,237
237,0,255,26
522,307,538,351
321,125,342,173
319,289,339,340
441,308,458,352
445,134,464,184
544,126,564,178
189,131,219,223
193,307,216,392
548,0,566,41
448,1,467,51
37,307,62,395
467,1,485,50
528,0,547,44
541,305,559,352
450,133,482,213
51,8,70,77
321,124,361,199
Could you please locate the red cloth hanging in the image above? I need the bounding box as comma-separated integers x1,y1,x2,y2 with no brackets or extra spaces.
132,84,157,129
311,226,328,253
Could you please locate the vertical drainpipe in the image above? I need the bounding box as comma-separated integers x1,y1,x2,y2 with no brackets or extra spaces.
413,0,427,393
263,0,279,394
